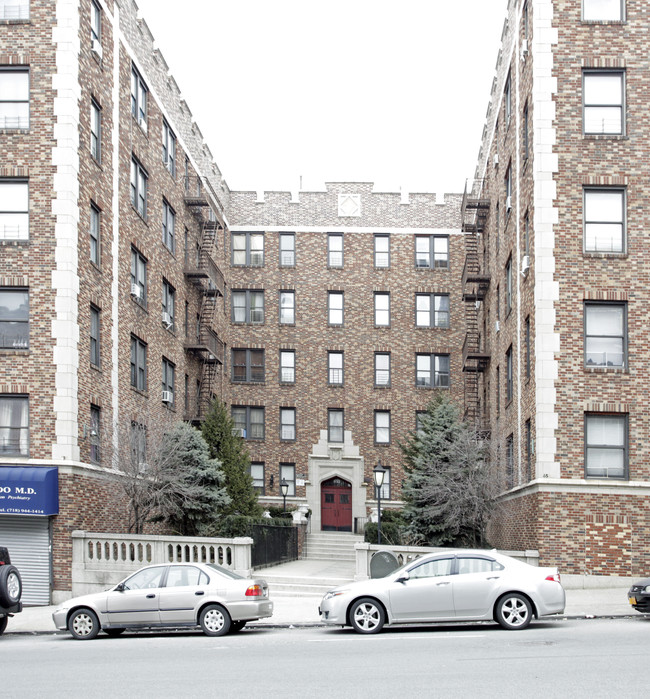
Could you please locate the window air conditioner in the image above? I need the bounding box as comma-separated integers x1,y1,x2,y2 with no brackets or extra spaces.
493,153,499,168
495,320,501,333
521,255,530,276
91,39,103,60
232,427,246,438
130,283,142,299
161,311,173,328
506,195,512,212
138,116,148,134
162,390,174,403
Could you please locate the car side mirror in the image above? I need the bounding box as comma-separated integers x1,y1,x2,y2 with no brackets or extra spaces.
396,571,410,584
114,582,125,592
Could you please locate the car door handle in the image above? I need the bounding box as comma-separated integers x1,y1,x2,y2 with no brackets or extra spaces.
486,576,501,580
146,594,156,598
195,591,205,596
436,581,451,586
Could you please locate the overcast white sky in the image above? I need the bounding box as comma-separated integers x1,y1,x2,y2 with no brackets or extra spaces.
134,0,508,195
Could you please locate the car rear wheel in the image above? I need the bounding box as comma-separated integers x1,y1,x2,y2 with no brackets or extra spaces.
350,598,385,634
68,608,100,640
199,604,231,637
495,593,532,630
104,628,126,637
0,565,22,606
0,615,7,635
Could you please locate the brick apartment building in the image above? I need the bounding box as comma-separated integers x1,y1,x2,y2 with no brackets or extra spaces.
1,0,649,603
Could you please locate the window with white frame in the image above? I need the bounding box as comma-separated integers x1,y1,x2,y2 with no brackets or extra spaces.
90,98,101,162
280,408,296,441
0,287,28,349
328,351,343,385
130,157,147,218
0,394,28,455
162,280,175,330
583,70,624,135
328,233,343,267
280,290,295,324
375,352,390,387
504,71,512,124
232,232,264,266
162,119,176,177
249,462,265,494
0,0,29,20
130,247,147,303
328,408,344,443
232,289,264,324
280,349,295,383
232,406,265,440
130,65,148,126
506,345,513,403
583,0,623,21
585,413,627,478
0,68,28,129
162,199,175,253
162,357,175,404
584,188,625,253
130,421,147,471
415,293,450,328
506,434,514,488
328,291,343,325
280,462,296,496
585,302,626,368
0,179,28,240
90,304,100,366
505,256,512,315
90,0,101,43
89,404,101,463
416,353,450,388
90,203,100,265
415,235,449,269
375,410,390,444
374,292,390,327
279,232,295,266
130,335,147,391
232,348,264,383
525,419,532,481
374,234,390,268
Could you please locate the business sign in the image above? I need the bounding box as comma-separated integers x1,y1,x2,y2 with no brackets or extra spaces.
0,466,59,516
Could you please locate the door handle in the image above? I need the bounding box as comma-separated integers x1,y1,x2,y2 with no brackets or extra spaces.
436,581,450,586
146,594,156,598
195,591,205,596
486,576,501,580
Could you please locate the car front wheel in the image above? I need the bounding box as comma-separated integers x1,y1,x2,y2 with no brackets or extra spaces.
0,565,22,606
68,608,100,640
350,598,385,634
495,593,533,630
199,604,231,637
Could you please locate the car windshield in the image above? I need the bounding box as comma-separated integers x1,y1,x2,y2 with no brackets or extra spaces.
206,563,244,580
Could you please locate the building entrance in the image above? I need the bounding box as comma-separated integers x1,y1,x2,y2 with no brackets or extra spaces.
321,476,352,532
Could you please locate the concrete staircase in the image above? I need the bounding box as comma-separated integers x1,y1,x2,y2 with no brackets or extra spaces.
302,531,363,562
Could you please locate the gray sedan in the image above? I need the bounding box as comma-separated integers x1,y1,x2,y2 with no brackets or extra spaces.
53,562,273,639
319,549,565,633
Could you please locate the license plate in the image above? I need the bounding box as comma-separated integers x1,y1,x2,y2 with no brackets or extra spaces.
629,597,636,605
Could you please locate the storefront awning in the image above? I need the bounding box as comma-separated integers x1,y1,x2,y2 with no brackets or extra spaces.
0,466,59,516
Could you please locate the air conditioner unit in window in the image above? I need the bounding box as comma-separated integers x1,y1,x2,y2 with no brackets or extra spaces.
130,283,142,299
91,39,103,60
493,153,499,168
521,255,531,277
506,195,512,212
495,320,501,333
138,116,148,134
520,39,529,60
161,311,173,328
162,390,174,403
232,427,246,438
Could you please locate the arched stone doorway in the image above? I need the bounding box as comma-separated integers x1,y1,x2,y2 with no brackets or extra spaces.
320,476,352,531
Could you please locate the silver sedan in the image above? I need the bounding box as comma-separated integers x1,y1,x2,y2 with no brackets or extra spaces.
53,562,273,639
319,549,565,633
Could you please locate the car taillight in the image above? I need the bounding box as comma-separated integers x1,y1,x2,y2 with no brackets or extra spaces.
545,573,561,584
245,584,263,597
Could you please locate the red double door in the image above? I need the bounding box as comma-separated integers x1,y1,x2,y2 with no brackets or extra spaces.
321,477,352,532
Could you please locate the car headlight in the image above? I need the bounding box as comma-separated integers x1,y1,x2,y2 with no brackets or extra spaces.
644,585,650,594
323,589,349,601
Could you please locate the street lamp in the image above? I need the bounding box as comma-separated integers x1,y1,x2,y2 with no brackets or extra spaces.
373,462,386,546
281,478,289,513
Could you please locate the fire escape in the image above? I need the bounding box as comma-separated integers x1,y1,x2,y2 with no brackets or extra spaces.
461,179,491,431
183,175,226,422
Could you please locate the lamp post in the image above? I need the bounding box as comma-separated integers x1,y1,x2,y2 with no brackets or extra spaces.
373,462,386,546
281,478,289,513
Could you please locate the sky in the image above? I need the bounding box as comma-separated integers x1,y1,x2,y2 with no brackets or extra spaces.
134,0,508,195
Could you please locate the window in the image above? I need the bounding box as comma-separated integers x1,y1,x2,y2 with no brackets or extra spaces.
374,234,390,268
162,119,176,177
374,292,390,326
409,557,453,579
232,290,264,324
523,210,530,256
280,350,295,383
130,157,147,218
583,71,624,135
328,409,344,443
328,291,343,325
90,98,101,162
232,232,264,266
280,290,295,324
583,0,623,21
89,404,101,463
457,557,504,575
415,235,449,269
162,199,175,253
162,358,175,404
328,351,343,385
328,233,343,267
505,163,512,212
496,366,500,414
232,348,264,383
280,408,296,441
0,287,28,349
130,421,147,471
525,419,532,481
506,346,513,403
415,293,450,328
585,413,627,478
375,410,390,444
232,406,265,440
584,188,625,253
162,280,175,330
0,179,28,240
375,352,390,387
0,0,29,20
250,462,265,494
90,305,100,366
130,65,148,126
505,434,514,488
90,0,101,43
279,232,295,266
280,463,296,496
523,101,529,161
416,354,450,388
585,302,626,368
130,247,147,303
525,316,531,380
130,335,147,391
0,395,28,455
0,68,28,129
504,71,512,125
505,257,512,315
90,203,100,265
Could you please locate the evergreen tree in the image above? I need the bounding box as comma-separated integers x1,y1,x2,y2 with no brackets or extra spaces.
400,394,495,547
201,399,263,518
